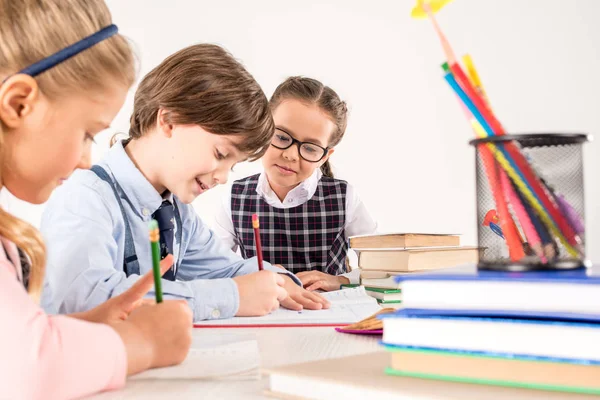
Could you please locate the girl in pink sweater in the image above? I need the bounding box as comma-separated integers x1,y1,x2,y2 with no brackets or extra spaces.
0,0,192,398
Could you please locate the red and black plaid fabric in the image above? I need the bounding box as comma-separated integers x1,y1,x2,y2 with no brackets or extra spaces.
231,174,348,275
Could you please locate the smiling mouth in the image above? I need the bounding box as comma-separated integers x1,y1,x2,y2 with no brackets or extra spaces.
275,164,296,173
195,178,210,191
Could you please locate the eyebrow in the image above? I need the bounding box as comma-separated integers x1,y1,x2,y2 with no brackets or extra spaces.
275,126,326,147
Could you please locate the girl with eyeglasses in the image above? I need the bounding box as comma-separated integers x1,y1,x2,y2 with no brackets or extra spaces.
215,76,377,292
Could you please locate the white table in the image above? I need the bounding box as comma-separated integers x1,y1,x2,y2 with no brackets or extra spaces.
91,326,381,399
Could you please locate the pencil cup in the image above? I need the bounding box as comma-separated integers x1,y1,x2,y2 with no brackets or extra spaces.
470,133,591,272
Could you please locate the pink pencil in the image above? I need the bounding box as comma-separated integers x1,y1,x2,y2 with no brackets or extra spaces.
500,169,547,263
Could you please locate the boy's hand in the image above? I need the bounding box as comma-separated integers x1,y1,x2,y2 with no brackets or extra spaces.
296,270,350,292
279,275,331,311
233,270,287,316
71,255,175,325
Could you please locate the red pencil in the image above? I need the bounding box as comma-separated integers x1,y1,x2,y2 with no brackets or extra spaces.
450,63,580,250
252,213,264,271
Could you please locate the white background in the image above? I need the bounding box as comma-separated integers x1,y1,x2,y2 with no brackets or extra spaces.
3,0,599,261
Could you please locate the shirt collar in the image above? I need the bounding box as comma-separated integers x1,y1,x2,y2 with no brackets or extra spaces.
101,140,165,216
256,168,322,208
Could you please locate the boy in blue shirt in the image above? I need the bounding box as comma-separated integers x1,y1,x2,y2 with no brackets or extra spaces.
41,44,328,321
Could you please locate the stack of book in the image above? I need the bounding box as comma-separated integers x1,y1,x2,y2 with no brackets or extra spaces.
341,282,402,309
363,286,403,309
350,233,480,307
380,264,600,395
351,233,480,273
265,265,600,399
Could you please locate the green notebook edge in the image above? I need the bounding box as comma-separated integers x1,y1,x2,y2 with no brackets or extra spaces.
340,284,360,289
340,284,402,294
365,287,402,294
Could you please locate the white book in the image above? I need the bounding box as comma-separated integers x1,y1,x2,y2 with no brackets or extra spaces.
398,264,600,314
382,316,600,361
361,276,401,289
364,289,402,302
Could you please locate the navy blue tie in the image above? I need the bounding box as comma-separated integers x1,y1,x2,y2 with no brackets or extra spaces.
152,200,176,281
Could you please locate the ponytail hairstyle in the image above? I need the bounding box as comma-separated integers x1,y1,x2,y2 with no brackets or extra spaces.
0,0,135,302
269,76,348,178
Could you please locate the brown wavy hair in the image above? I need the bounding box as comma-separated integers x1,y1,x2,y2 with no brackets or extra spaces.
128,44,274,161
0,0,135,302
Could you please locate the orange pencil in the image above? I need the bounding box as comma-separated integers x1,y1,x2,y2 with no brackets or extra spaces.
252,214,264,271
480,146,525,261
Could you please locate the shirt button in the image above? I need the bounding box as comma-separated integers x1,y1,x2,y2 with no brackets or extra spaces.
211,309,221,319
288,199,293,203
142,208,150,216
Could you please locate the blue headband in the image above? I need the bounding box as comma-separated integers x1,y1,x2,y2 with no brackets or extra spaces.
4,24,118,81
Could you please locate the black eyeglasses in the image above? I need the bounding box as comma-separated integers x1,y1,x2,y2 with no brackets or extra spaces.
271,128,329,162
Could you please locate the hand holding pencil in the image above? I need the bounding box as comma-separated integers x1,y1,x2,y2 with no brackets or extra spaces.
71,253,175,325
252,213,264,271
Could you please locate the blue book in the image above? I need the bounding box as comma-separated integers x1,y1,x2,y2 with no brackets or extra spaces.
393,264,600,314
380,308,600,363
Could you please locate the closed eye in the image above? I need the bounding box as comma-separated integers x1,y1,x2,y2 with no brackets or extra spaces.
216,150,227,160
85,132,96,144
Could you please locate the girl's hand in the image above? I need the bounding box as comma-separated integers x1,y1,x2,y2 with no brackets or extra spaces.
296,270,350,292
70,255,174,325
279,275,331,310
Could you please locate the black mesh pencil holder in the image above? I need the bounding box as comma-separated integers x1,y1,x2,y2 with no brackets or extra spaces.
470,133,591,272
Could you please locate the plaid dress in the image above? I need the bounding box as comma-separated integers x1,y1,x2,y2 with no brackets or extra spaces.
231,174,349,275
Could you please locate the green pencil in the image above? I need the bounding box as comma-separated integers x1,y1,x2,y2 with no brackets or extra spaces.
149,219,163,303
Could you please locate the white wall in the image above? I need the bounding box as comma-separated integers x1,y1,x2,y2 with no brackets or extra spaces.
3,0,599,261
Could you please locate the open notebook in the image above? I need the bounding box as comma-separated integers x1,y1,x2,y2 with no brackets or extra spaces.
194,287,382,327
131,333,260,380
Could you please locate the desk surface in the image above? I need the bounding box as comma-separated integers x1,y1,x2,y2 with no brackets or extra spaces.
91,326,381,400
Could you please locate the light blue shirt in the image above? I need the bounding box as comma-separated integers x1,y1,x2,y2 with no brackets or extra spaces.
41,141,299,321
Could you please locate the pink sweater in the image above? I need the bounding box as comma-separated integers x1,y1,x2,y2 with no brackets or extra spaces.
0,236,126,399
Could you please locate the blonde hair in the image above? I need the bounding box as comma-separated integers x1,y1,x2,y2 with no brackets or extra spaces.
0,0,135,302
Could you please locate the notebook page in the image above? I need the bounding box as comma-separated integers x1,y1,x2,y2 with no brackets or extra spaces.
131,335,260,380
194,287,381,326
320,286,377,305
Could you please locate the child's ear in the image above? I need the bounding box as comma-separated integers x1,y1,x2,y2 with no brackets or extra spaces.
318,148,335,167
156,108,174,138
0,74,40,129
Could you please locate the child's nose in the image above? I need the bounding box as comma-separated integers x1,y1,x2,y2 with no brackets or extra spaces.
282,144,299,161
213,167,229,186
